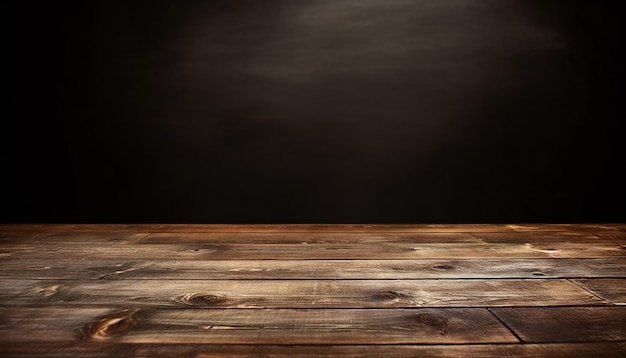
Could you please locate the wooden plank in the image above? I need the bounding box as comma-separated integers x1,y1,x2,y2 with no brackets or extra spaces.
472,231,626,243
573,279,626,305
0,232,52,242
0,307,112,342
141,232,482,244
0,307,517,344
507,224,626,232
5,229,624,245
2,242,625,260
3,258,624,280
490,307,626,343
0,232,149,244
591,231,626,241
1,342,625,358
0,231,482,244
0,279,605,308
2,223,624,233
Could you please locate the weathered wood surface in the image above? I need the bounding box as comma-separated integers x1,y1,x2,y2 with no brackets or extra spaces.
2,258,624,280
1,223,624,233
2,242,625,260
490,307,626,342
1,231,481,244
0,307,517,344
0,224,625,357
0,279,605,308
573,279,626,305
472,231,626,243
2,342,624,358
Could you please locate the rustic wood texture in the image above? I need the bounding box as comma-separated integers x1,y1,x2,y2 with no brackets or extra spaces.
0,307,517,344
0,224,625,357
490,307,626,342
2,258,624,280
2,342,625,358
3,242,625,260
573,279,626,305
472,231,626,243
0,279,606,308
1,223,624,233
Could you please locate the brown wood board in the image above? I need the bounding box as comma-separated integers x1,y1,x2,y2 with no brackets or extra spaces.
2,258,624,280
0,279,605,308
472,232,626,243
490,307,626,343
2,242,625,260
0,307,517,344
1,224,625,357
573,278,626,305
1,342,625,358
3,223,623,233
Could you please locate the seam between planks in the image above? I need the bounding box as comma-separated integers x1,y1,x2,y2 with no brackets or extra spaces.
487,308,524,343
566,279,616,304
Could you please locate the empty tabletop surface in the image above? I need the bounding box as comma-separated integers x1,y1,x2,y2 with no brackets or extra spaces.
1,224,625,357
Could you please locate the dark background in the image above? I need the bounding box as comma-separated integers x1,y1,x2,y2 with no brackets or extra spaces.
2,0,624,223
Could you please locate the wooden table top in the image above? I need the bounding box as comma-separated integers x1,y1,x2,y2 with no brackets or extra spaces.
1,224,625,357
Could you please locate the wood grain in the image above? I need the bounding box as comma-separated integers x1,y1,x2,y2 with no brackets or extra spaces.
505,224,626,232
0,224,624,357
573,279,626,305
141,232,483,244
0,231,148,244
490,307,626,343
1,342,625,358
2,242,625,260
472,232,626,243
0,279,605,308
0,307,517,344
2,258,624,280
2,231,481,244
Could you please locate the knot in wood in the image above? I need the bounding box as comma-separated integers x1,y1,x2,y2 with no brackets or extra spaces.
38,285,62,297
86,311,138,340
177,292,227,307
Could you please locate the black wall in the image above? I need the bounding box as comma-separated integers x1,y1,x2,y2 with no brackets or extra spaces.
3,0,624,223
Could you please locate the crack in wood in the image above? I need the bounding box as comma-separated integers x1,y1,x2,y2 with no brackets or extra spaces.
99,268,138,280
